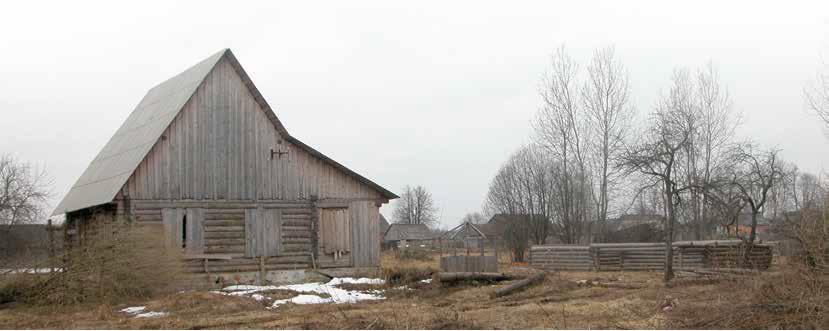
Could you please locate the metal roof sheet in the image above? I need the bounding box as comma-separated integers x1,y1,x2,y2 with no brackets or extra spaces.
52,50,227,215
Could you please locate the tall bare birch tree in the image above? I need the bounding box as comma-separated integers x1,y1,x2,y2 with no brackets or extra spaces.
533,46,592,243
691,63,739,239
580,46,634,240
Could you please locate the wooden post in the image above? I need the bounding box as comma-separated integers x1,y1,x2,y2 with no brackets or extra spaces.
259,256,266,285
47,218,55,274
439,238,443,258
310,195,319,269
493,238,499,266
591,247,596,271
619,252,624,271
679,248,684,269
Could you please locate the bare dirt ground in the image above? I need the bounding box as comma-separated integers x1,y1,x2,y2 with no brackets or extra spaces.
0,252,798,329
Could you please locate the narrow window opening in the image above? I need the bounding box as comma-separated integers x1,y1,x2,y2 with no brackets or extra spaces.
182,215,187,249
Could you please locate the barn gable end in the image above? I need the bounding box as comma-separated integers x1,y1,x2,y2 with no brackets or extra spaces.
122,56,385,201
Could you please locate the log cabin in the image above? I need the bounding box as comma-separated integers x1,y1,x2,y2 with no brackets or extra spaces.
51,49,398,284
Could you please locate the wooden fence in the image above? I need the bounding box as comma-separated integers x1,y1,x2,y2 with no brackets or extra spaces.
530,241,774,272
440,255,498,273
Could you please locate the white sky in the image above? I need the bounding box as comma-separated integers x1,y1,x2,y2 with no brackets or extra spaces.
2,1,829,229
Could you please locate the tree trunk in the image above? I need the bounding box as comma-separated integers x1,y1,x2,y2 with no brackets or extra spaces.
664,181,675,282
491,272,546,297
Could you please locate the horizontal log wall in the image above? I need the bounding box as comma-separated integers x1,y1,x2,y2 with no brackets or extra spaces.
128,200,314,274
530,243,773,272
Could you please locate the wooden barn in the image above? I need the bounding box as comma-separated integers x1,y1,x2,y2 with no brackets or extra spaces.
52,49,398,284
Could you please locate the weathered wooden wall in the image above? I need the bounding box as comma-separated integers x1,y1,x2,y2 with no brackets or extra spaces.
123,58,382,202
108,56,388,272
349,200,380,267
440,255,498,273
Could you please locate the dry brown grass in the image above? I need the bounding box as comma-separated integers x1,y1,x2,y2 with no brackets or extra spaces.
0,223,187,306
2,249,825,329
668,265,829,329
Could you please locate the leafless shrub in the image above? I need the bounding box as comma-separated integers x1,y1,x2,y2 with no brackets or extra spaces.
674,265,829,329
382,266,436,286
0,222,186,306
394,249,432,261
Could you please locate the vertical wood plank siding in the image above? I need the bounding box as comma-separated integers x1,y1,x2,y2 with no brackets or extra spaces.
350,200,380,267
124,58,382,202
116,55,388,271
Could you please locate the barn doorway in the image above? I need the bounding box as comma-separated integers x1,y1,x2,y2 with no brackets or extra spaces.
317,207,352,267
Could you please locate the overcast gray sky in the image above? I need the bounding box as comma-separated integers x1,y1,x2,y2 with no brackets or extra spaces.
2,1,829,228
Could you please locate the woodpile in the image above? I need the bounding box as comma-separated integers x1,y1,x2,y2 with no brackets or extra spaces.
530,241,774,272
529,246,592,271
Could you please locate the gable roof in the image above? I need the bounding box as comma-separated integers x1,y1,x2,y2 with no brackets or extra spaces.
53,49,397,215
383,223,433,241
441,221,488,240
379,214,390,233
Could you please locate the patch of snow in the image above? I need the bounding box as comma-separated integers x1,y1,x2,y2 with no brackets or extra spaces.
420,278,432,284
135,311,168,318
220,277,386,308
120,306,146,314
120,306,167,319
326,277,385,286
0,268,63,274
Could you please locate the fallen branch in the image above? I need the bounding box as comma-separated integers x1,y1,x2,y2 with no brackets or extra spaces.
437,272,513,283
595,282,645,289
491,272,546,297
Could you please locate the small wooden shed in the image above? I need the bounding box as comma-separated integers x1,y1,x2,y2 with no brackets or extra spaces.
52,49,398,283
382,223,433,248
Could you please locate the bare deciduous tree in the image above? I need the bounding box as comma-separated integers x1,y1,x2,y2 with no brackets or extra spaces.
461,212,486,224
0,154,51,234
690,62,740,239
392,185,439,227
533,46,592,244
805,66,829,129
774,168,828,268
729,144,784,244
580,46,634,240
484,145,553,245
622,69,697,282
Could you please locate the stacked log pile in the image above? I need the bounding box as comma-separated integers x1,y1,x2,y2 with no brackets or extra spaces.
529,246,592,271
530,241,774,272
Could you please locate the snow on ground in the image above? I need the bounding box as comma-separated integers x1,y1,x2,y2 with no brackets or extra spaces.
135,311,169,318
220,277,387,308
119,306,167,318
119,306,146,314
0,268,63,274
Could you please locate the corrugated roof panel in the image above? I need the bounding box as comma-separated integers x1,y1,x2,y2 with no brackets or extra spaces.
52,50,227,215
